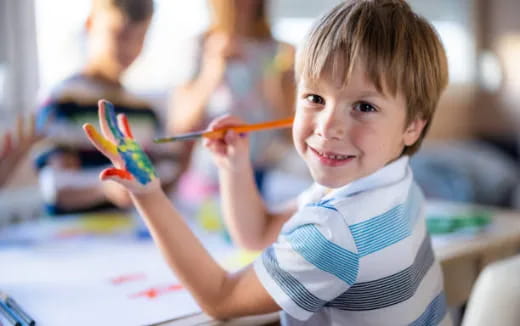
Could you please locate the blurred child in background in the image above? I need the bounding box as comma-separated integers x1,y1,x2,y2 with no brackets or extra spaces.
36,0,177,215
170,0,296,198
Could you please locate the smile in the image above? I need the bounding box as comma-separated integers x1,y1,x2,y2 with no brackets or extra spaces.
309,147,355,166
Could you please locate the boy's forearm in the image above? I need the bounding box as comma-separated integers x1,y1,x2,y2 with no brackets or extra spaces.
218,165,273,250
130,189,230,314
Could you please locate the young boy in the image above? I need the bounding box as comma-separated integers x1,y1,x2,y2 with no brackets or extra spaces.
84,0,450,324
36,0,177,214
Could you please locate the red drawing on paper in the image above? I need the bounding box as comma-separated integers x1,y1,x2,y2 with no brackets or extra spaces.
110,273,147,285
129,284,184,299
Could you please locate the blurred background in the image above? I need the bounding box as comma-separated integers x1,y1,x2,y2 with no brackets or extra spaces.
1,0,520,210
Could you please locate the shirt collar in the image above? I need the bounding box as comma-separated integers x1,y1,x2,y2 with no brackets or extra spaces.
314,156,410,200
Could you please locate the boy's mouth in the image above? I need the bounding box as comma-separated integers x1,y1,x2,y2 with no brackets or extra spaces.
309,147,355,165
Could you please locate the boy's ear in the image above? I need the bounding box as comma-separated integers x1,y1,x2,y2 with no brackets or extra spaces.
403,118,427,146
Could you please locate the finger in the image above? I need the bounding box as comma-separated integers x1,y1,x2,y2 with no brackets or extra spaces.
0,132,12,159
207,114,244,131
16,114,24,144
27,113,37,139
100,167,136,189
117,114,134,139
204,137,230,156
224,129,239,144
98,99,124,142
83,123,123,166
100,167,133,181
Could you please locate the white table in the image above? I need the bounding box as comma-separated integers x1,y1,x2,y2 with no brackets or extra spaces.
2,200,520,326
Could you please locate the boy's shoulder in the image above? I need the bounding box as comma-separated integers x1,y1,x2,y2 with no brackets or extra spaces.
297,158,421,225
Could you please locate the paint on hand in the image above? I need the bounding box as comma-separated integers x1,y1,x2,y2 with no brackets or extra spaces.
118,138,156,185
87,100,157,186
84,124,118,155
104,101,125,139
102,168,133,181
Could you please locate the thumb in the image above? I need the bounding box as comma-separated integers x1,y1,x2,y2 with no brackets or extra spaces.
100,168,136,189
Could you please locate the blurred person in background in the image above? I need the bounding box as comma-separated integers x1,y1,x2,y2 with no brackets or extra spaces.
0,114,42,187
169,0,296,201
35,0,178,215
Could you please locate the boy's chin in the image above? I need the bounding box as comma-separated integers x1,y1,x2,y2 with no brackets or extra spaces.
311,172,352,189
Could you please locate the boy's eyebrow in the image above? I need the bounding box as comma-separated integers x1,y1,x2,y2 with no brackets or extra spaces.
298,79,324,92
357,89,388,99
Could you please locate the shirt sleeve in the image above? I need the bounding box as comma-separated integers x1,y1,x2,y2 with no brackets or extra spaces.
254,205,359,321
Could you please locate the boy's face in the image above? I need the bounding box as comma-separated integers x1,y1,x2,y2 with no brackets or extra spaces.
88,9,150,74
293,62,426,188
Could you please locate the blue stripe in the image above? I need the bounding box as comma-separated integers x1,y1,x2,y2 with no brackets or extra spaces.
409,292,448,326
305,198,338,212
285,224,359,285
327,234,434,311
349,185,422,257
262,247,326,312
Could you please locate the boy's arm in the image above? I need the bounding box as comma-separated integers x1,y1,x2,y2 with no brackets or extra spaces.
219,165,296,250
131,188,280,318
204,115,296,250
83,100,281,319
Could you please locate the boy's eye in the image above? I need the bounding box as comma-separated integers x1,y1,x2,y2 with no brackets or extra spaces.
305,94,325,105
354,102,377,113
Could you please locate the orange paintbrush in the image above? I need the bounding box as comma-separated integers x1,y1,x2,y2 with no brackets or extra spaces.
153,117,294,143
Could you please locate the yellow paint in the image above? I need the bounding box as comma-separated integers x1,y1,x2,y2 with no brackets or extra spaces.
85,124,117,155
222,249,261,270
196,198,222,232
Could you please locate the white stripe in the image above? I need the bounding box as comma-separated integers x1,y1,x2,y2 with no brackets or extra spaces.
355,213,427,282
334,174,413,225
276,213,357,300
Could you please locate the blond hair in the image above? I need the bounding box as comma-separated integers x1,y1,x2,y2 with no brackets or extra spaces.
92,0,154,22
295,0,448,155
207,0,271,39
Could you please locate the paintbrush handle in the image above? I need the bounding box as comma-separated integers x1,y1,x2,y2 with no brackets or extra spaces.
202,117,294,139
154,117,294,143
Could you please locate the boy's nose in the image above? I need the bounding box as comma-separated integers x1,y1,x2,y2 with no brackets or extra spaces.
315,107,347,140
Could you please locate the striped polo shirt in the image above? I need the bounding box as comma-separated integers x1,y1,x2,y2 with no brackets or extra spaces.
254,156,451,325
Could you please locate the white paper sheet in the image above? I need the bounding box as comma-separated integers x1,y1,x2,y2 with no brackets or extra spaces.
0,211,251,326
0,240,203,326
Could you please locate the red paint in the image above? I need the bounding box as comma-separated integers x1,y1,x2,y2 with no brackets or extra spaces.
118,114,134,139
129,284,184,299
101,168,133,180
110,273,146,285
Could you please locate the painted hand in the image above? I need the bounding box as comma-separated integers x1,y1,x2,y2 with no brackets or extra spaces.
82,100,160,194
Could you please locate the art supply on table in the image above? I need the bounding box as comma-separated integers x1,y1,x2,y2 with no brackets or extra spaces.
153,117,294,143
427,211,491,235
0,292,35,326
0,299,22,326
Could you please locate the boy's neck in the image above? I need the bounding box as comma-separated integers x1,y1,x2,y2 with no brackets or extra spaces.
82,63,123,88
